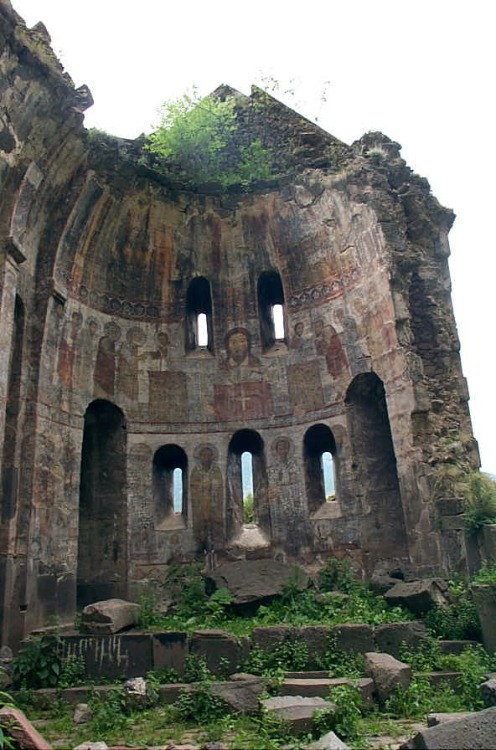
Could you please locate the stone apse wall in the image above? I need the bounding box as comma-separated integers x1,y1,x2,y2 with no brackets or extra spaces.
0,1,479,645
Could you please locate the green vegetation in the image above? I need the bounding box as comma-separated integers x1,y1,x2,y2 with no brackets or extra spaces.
471,561,496,585
424,575,481,640
132,557,413,639
7,560,496,749
243,492,254,523
11,633,62,690
0,690,15,750
314,683,364,742
464,472,496,532
388,643,495,717
432,432,496,531
145,88,274,189
11,633,86,691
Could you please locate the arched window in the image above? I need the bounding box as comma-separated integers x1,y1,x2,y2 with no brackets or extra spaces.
257,270,286,351
304,423,337,514
227,429,269,536
153,444,188,521
78,400,127,606
185,277,214,353
241,451,254,523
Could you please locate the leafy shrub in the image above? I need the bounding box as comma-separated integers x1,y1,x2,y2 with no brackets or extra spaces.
386,675,433,718
317,557,360,594
0,690,15,750
448,645,496,709
465,472,496,532
183,655,212,683
318,636,364,678
242,639,310,686
11,633,62,689
471,561,496,585
58,654,86,689
313,683,363,741
425,599,481,640
165,562,208,621
146,666,180,684
88,684,131,735
243,493,254,523
145,89,274,189
172,682,230,724
206,587,234,620
136,587,164,629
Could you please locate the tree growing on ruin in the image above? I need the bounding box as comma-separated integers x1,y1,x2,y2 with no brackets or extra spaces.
145,88,274,189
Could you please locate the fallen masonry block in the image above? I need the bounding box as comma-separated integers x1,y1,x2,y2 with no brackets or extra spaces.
400,706,496,749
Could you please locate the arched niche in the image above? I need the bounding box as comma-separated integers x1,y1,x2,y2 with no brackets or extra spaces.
77,399,128,607
345,372,408,562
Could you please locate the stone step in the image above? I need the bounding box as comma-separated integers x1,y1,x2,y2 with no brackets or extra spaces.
414,671,463,692
280,676,374,707
439,640,479,655
262,695,336,735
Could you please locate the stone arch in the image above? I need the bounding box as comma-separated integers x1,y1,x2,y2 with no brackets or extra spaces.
185,276,214,352
77,399,128,607
227,429,269,538
303,423,338,514
345,372,408,564
257,269,286,351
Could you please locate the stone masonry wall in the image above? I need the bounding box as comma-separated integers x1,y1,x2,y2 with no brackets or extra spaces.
0,0,478,646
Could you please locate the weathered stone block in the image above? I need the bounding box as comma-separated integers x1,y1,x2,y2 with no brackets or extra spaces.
384,579,451,614
400,706,496,749
189,629,249,675
59,633,153,680
251,625,295,650
480,678,496,707
280,676,374,708
438,639,479,655
211,677,264,714
331,623,374,654
207,560,308,606
152,631,188,676
262,695,335,735
294,625,332,667
0,706,52,749
80,599,140,634
471,584,496,655
373,621,428,658
364,652,411,705
482,524,496,562
309,731,351,749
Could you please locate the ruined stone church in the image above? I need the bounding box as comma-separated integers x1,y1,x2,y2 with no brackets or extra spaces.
0,1,479,646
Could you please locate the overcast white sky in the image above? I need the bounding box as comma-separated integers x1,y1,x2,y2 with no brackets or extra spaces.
11,0,496,474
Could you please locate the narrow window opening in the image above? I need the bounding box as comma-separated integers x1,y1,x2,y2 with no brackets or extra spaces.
241,451,254,523
272,304,285,340
304,423,338,514
197,313,208,347
173,467,183,512
227,429,268,538
153,444,188,521
185,277,214,353
258,270,285,351
322,451,335,500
